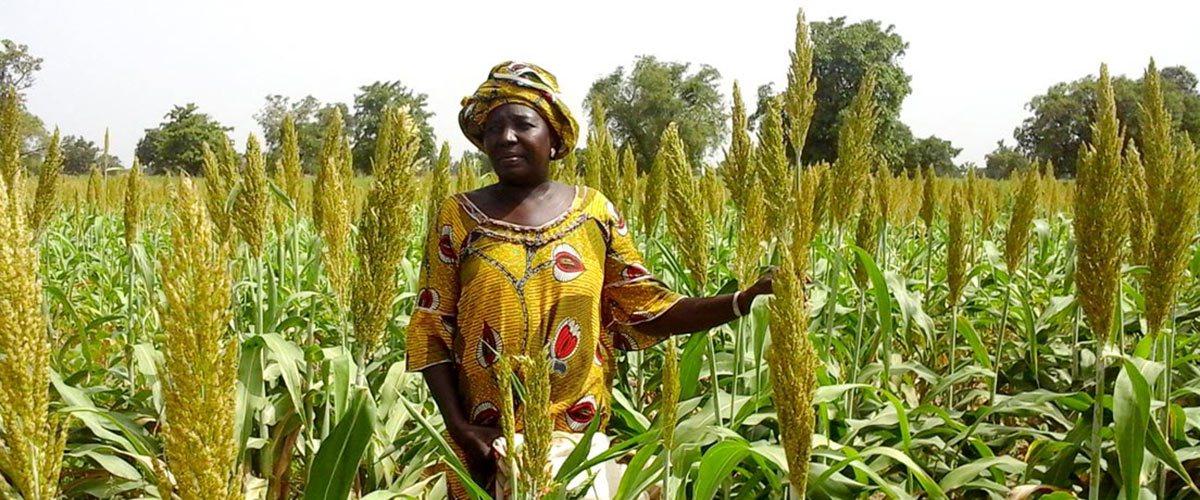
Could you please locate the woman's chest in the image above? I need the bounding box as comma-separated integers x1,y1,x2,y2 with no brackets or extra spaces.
456,221,608,298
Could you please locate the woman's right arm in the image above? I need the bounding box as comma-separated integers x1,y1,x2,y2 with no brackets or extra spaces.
422,363,501,487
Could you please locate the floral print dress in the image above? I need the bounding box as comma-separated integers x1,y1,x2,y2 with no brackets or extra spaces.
405,185,683,497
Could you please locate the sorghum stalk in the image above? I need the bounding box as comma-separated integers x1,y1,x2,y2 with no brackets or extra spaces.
919,166,936,294
618,144,638,217
495,356,519,499
722,81,754,212
1136,60,1200,497
123,158,144,389
768,245,818,498
234,135,270,342
641,148,665,237
280,114,302,204
661,122,720,427
29,128,63,238
313,107,344,232
517,352,556,497
428,142,451,229
1076,64,1128,500
732,178,767,420
947,186,968,409
784,7,817,176
200,141,235,242
352,106,420,361
824,69,876,361
456,155,478,194
991,164,1039,405
0,171,68,500
661,336,680,499
0,87,20,192
757,96,790,231
87,165,102,209
156,177,241,500
584,97,617,193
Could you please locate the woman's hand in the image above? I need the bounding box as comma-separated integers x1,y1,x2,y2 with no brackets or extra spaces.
448,422,503,488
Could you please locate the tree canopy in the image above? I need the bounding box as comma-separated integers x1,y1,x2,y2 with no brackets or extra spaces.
135,104,231,175
751,17,913,167
254,94,349,174
351,81,436,172
983,140,1030,179
900,135,961,176
586,55,728,172
0,39,43,91
1014,64,1200,177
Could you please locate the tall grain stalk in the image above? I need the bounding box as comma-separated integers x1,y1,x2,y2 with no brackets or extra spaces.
919,166,936,295
946,186,968,409
991,164,1038,406
156,177,241,500
584,97,617,193
824,69,875,370
1134,60,1200,498
1075,64,1128,500
29,128,63,238
722,81,755,213
732,179,766,420
234,135,269,338
428,142,451,229
660,336,680,499
661,122,719,426
517,352,556,497
0,171,68,500
768,240,818,499
352,106,419,362
0,87,21,192
123,158,144,389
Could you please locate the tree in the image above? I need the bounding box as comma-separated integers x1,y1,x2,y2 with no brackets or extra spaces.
254,94,349,173
351,81,436,173
135,104,231,175
983,140,1029,179
61,135,100,174
750,18,913,167
0,40,43,91
1014,64,1200,177
586,55,728,172
901,135,961,176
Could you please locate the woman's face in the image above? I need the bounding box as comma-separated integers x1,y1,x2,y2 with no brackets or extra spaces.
482,103,557,185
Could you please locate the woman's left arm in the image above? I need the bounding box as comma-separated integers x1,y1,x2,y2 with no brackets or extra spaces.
637,272,773,337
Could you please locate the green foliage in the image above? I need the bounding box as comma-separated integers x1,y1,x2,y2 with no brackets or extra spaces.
351,81,436,173
1015,64,1200,176
751,17,913,168
254,94,350,174
0,39,43,91
586,55,728,173
983,140,1030,179
135,103,232,175
900,135,961,176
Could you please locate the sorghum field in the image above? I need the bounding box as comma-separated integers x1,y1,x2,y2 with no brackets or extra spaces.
2,16,1200,500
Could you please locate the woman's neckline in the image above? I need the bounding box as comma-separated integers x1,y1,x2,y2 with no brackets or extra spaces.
458,184,583,232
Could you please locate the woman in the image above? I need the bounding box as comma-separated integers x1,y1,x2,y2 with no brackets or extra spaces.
406,61,773,498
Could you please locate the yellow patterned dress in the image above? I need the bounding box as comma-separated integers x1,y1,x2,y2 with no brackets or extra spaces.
405,185,683,497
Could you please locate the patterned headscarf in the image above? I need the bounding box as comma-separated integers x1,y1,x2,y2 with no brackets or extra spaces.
459,61,578,160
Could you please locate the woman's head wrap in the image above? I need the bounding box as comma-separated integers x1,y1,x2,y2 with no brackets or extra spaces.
459,61,578,160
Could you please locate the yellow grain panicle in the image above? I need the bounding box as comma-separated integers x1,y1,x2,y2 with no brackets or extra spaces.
853,175,879,287
353,106,421,359
723,81,755,212
233,134,269,257
0,168,68,500
30,128,64,237
947,185,969,304
661,122,709,290
831,70,877,228
1073,64,1128,344
123,158,144,248
1005,164,1040,274
766,246,818,495
757,96,790,230
156,177,241,500
784,7,817,171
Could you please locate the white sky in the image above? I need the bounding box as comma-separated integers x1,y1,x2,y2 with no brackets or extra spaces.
5,0,1199,167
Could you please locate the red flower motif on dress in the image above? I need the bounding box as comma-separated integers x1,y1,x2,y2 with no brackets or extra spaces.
614,331,638,351
471,401,500,427
620,263,650,282
607,201,628,236
476,321,502,368
551,243,585,282
566,395,597,431
594,343,605,366
550,318,581,375
437,225,456,264
417,288,439,310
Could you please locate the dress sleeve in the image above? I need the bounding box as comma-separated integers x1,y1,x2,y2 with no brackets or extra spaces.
597,194,685,351
406,197,462,372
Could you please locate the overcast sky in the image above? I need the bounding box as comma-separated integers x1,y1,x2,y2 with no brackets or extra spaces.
5,0,1198,168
